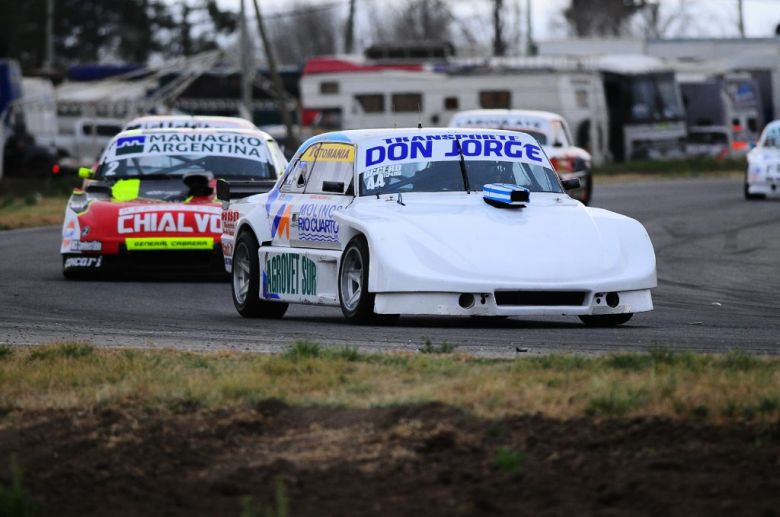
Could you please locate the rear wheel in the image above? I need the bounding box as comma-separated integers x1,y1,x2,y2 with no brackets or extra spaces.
579,313,633,327
339,236,382,324
232,231,288,318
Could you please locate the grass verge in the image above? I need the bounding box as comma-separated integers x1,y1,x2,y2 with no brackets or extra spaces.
0,196,67,230
0,342,778,423
0,177,76,231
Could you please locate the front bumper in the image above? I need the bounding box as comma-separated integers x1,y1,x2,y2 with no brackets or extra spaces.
746,177,780,197
373,289,652,316
62,244,225,276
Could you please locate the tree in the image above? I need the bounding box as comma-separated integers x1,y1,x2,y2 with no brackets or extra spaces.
170,0,238,57
266,1,339,65
0,0,237,71
563,0,652,37
381,0,453,42
633,0,703,39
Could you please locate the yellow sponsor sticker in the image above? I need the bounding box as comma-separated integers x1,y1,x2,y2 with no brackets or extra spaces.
125,237,215,250
302,143,355,162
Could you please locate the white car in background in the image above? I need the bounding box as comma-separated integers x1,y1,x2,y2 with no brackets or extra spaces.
745,120,780,200
219,128,655,327
449,109,593,204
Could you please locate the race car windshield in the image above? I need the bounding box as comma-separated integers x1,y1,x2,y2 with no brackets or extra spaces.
96,154,275,181
359,160,562,196
761,128,780,148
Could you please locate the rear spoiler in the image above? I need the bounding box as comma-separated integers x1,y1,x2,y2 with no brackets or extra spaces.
216,179,277,201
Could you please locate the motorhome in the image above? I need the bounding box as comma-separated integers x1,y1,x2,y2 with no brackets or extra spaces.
300,52,687,164
680,73,763,158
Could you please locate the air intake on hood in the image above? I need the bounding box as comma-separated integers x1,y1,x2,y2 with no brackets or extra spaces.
483,183,529,208
494,290,587,306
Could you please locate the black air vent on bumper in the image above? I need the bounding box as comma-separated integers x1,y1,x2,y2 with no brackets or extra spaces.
494,291,587,306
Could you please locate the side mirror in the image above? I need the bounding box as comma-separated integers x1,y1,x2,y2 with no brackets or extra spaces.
78,167,94,179
561,178,581,190
216,179,231,202
553,140,564,148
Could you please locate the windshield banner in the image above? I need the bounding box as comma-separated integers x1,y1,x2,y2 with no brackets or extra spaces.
105,133,271,162
357,133,550,171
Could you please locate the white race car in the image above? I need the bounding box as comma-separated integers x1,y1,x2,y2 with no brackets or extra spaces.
219,128,656,326
450,110,593,204
746,121,780,200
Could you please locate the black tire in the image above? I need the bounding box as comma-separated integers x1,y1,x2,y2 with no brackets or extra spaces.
232,231,288,318
338,236,379,324
582,174,593,206
744,183,765,200
579,313,633,327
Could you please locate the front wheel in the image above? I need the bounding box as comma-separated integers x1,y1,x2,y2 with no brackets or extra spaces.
744,183,765,200
581,175,593,206
579,313,633,327
339,236,378,324
232,231,288,318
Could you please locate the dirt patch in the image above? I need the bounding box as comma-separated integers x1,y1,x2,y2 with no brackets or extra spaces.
0,402,778,516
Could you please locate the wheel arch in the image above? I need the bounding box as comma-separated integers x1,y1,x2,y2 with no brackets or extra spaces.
338,222,385,295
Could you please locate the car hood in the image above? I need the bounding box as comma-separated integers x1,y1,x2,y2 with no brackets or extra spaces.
336,192,656,292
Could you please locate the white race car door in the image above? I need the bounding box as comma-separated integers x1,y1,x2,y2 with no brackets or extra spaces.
267,142,354,248
261,142,355,305
292,142,355,250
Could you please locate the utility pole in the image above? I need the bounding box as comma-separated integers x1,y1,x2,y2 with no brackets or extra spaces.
252,0,297,148
422,0,431,37
526,0,536,56
239,0,254,121
345,0,356,54
737,0,745,38
44,0,55,70
493,0,506,56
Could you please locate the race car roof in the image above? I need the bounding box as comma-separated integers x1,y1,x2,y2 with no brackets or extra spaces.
300,127,546,148
450,109,564,123
114,126,276,142
124,115,256,131
300,128,554,171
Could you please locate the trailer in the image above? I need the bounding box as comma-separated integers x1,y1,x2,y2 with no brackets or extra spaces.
300,52,687,164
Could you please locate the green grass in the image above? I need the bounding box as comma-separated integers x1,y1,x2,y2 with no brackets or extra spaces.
0,456,38,517
419,339,457,354
593,157,746,176
0,177,79,231
1,342,778,423
241,479,289,517
494,447,525,476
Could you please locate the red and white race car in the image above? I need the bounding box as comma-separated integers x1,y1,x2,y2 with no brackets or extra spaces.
61,126,287,278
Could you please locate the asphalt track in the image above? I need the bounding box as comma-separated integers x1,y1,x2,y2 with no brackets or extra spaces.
1,176,779,356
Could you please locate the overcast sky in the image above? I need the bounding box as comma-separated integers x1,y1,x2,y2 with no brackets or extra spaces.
217,0,780,40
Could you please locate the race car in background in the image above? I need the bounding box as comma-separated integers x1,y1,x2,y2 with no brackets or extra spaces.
449,110,593,205
745,120,780,200
61,126,287,277
219,128,655,326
